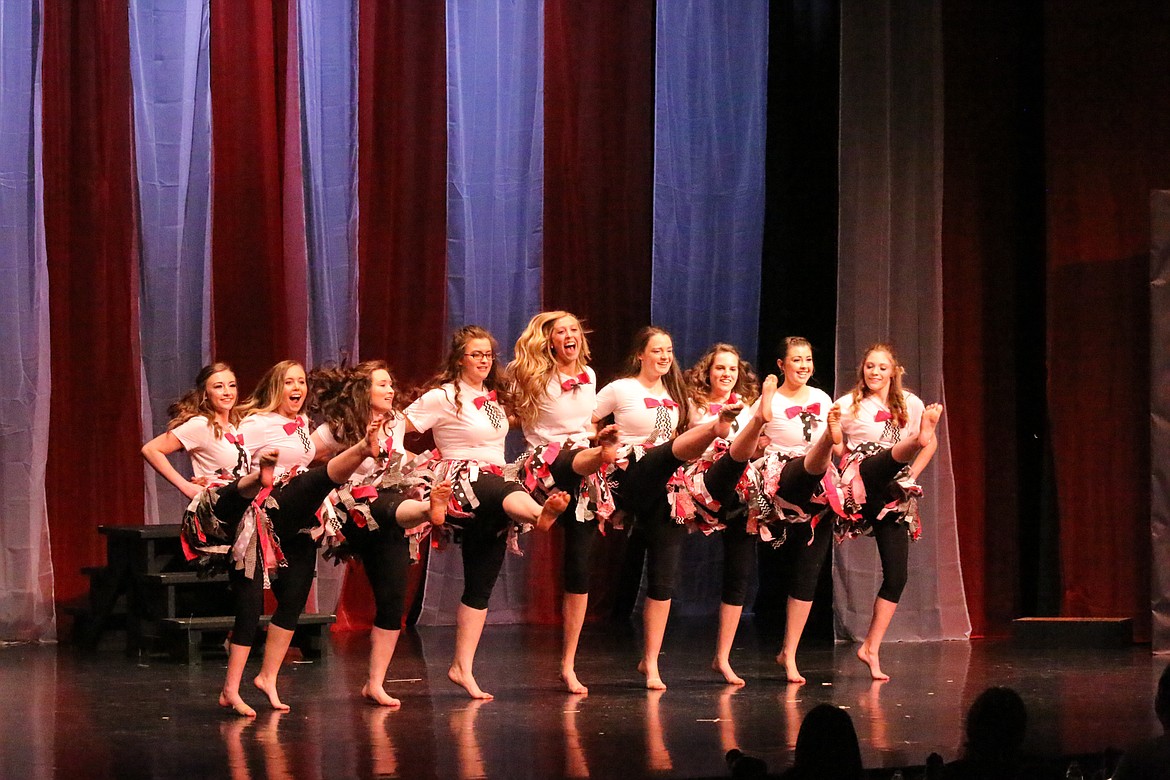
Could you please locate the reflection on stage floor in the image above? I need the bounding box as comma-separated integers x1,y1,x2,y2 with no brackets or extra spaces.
1,619,1162,778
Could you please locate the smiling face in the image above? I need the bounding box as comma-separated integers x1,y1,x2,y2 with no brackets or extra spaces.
368,369,395,415
550,315,582,369
204,370,238,417
277,365,307,417
862,350,895,397
780,344,814,389
708,351,739,400
459,338,494,387
638,333,674,380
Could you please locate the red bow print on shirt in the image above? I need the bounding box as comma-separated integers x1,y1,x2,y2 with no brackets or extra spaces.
282,417,305,435
708,393,739,416
874,409,893,423
225,432,244,446
644,397,678,409
561,372,591,391
785,403,821,419
473,391,498,409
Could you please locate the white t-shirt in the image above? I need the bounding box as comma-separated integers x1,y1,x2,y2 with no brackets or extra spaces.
758,386,835,457
834,391,924,451
594,377,680,447
238,411,316,477
171,416,250,480
404,382,508,466
523,367,597,448
313,415,407,484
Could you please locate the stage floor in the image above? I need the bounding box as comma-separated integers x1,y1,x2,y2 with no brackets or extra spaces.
1,619,1163,779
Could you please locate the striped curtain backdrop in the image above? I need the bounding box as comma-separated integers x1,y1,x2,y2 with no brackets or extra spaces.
0,0,970,642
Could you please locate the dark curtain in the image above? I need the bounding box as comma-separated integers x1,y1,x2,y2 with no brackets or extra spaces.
940,1,1047,637
754,0,840,629
543,0,655,622
42,0,142,610
1044,0,1170,641
356,0,447,389
209,0,296,390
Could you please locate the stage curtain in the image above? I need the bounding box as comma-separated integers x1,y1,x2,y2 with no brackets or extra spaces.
355,0,447,388
299,0,359,368
42,0,143,612
0,0,55,642
543,0,654,383
129,0,213,526
1044,0,1170,641
834,0,970,641
650,0,768,369
417,0,546,627
209,0,301,390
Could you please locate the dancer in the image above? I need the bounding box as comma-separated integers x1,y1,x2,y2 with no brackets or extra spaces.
233,360,384,713
403,325,570,699
736,337,842,685
593,326,741,690
141,363,281,716
308,361,451,707
833,343,943,681
678,344,762,685
506,311,619,695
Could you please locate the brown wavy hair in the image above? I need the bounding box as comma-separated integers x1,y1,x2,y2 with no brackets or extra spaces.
507,310,592,428
417,326,513,416
848,343,909,428
236,360,305,419
309,360,400,447
683,343,760,410
166,362,241,439
621,326,689,438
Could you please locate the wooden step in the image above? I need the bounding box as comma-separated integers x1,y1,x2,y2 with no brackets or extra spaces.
137,571,229,586
160,614,335,665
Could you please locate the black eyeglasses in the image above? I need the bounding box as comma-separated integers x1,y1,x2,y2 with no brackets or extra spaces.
465,351,494,361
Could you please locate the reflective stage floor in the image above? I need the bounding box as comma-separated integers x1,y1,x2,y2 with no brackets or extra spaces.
1,619,1163,778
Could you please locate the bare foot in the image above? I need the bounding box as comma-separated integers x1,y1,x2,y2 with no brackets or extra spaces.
711,657,745,686
361,682,402,708
257,448,279,489
856,645,890,681
775,651,806,684
448,665,494,700
597,424,620,464
219,690,257,717
427,480,452,527
918,403,943,449
253,673,291,712
713,403,745,439
757,375,778,423
536,490,571,532
637,659,667,691
827,403,843,446
561,668,588,695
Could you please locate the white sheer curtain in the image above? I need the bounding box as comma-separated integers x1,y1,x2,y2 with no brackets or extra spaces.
129,0,214,527
833,0,969,641
0,0,55,643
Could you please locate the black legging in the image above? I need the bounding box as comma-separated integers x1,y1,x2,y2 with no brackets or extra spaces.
614,444,687,601
204,480,266,648
701,453,756,607
856,449,911,602
227,465,344,645
345,489,412,631
457,471,526,610
545,447,599,596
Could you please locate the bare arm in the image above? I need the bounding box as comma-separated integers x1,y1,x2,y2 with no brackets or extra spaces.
141,431,201,500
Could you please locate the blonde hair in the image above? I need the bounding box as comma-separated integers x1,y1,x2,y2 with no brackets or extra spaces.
849,343,909,428
237,360,305,419
507,311,592,428
167,362,241,439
